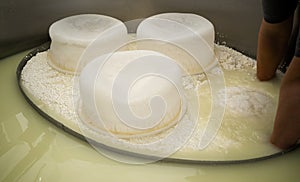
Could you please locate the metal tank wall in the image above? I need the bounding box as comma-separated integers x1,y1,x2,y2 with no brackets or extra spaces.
0,0,263,59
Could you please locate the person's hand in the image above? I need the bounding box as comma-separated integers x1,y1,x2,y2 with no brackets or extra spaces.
271,57,300,149
256,17,293,81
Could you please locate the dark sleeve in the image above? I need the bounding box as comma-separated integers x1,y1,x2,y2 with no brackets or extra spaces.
262,0,298,23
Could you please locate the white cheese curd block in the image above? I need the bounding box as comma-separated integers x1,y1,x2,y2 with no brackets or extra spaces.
78,50,186,138
136,13,216,74
48,14,128,73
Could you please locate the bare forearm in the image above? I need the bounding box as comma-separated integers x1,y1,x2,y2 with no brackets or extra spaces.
271,57,300,149
257,17,293,81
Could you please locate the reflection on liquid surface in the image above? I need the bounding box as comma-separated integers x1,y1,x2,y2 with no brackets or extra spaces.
0,50,300,181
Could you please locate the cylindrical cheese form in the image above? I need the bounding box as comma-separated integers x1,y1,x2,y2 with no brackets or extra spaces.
48,14,128,73
136,13,217,74
78,50,186,138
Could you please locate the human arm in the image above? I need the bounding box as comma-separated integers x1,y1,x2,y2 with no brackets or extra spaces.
270,57,300,149
256,17,293,81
